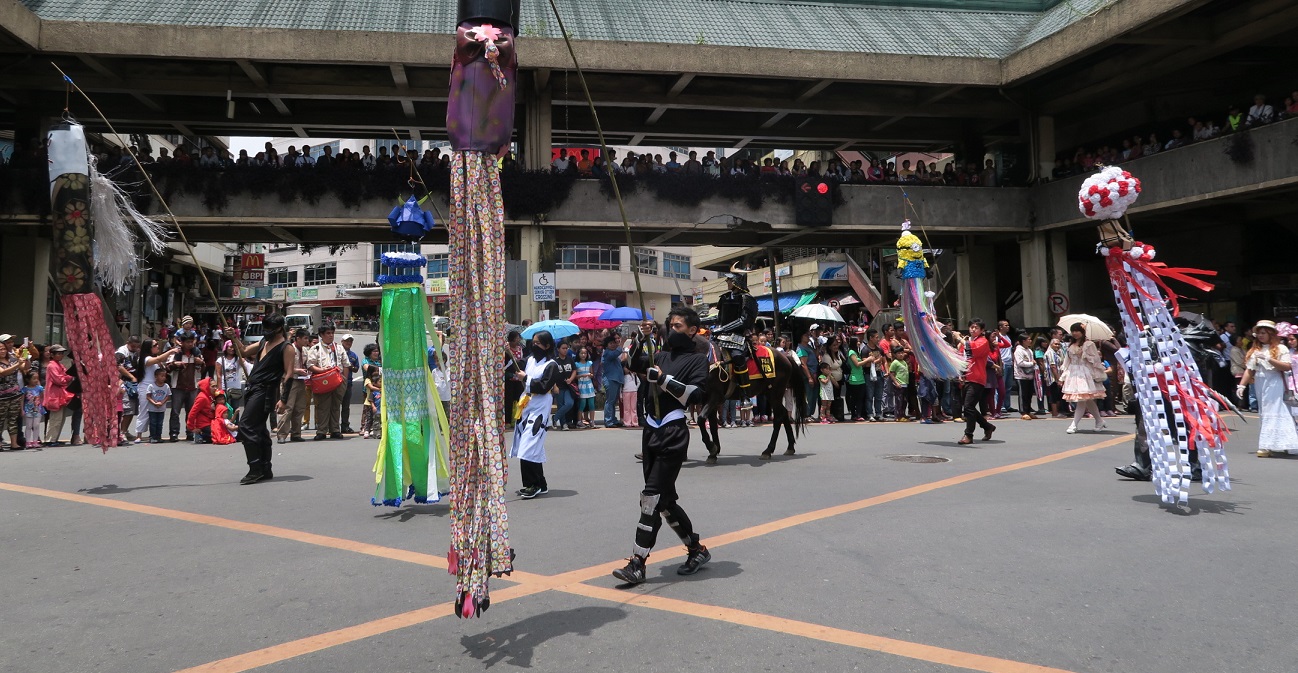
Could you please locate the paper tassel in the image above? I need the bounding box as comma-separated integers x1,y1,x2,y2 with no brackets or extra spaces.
88,159,168,292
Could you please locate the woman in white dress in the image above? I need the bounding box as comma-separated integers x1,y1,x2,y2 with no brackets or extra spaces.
510,330,562,499
1237,320,1298,457
1059,323,1107,434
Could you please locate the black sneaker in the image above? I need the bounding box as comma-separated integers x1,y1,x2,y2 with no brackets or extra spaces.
612,555,647,585
535,486,549,495
519,486,540,499
240,467,266,485
677,543,711,575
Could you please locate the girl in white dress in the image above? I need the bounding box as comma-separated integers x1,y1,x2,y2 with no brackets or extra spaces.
1237,320,1298,457
1060,323,1107,434
510,331,561,498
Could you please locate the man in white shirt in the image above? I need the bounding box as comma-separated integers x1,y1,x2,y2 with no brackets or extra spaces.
551,148,571,172
361,146,376,170
276,329,311,443
1246,94,1275,126
306,323,351,440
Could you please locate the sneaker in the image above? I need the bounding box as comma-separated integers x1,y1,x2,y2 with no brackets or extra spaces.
1066,424,1077,434
519,486,541,499
536,486,549,495
240,467,267,485
920,419,935,424
677,543,711,575
612,555,647,585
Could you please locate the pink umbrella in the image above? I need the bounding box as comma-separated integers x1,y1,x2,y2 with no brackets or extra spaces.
569,310,620,330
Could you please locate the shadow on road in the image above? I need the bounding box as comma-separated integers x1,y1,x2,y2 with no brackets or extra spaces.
652,559,742,583
461,606,627,668
79,474,312,495
681,452,814,468
1132,493,1250,516
373,503,448,521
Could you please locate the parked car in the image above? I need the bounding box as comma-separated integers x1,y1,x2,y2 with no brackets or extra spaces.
243,320,265,345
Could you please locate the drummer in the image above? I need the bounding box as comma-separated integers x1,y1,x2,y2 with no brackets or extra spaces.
307,322,353,440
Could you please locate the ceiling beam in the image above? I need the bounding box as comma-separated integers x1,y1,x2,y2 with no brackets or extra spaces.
734,138,753,150
667,73,695,97
234,58,292,116
759,112,788,129
400,99,416,119
871,116,905,131
75,55,164,112
795,79,834,102
645,106,668,125
389,64,410,90
628,133,646,145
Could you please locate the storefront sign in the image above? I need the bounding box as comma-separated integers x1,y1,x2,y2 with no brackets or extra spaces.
817,261,848,282
240,253,265,269
285,288,319,301
762,266,791,288
425,278,449,296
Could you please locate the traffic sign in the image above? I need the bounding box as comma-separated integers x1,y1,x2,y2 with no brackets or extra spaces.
1048,292,1070,316
532,272,556,302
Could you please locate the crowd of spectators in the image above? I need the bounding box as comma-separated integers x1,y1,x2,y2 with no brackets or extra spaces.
1051,90,1298,179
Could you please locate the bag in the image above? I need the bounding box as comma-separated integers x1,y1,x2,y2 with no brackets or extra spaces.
307,366,344,394
226,388,245,402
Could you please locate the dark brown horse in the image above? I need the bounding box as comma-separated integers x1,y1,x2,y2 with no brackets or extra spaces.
696,350,808,464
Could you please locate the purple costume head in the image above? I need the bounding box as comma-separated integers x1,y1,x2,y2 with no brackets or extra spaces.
448,0,520,154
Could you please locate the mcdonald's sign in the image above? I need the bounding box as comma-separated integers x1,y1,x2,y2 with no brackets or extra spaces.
241,254,265,269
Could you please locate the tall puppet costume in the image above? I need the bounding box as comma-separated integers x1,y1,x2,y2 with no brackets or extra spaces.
48,121,166,452
445,0,518,617
896,221,966,380
1080,166,1231,505
371,252,450,507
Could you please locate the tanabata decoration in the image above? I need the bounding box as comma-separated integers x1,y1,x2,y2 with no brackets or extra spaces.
1081,166,1232,505
895,220,966,380
48,121,166,452
445,0,519,618
388,196,438,241
372,252,451,507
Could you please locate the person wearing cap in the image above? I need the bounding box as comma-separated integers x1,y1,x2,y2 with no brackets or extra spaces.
1238,320,1298,457
713,267,758,393
42,345,75,445
306,322,351,440
166,333,204,442
339,334,359,434
0,338,30,450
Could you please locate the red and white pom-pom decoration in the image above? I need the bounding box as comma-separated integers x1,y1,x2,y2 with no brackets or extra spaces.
1078,166,1142,221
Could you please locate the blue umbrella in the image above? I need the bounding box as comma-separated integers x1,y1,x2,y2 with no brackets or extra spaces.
574,301,615,312
600,306,651,322
521,319,581,340
388,196,437,241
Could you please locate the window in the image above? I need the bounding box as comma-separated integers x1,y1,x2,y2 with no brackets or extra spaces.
373,243,420,280
633,247,659,276
557,245,620,271
268,268,298,288
663,252,691,279
426,253,450,279
303,262,337,286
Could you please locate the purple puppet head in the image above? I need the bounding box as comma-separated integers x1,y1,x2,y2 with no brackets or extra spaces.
448,0,521,155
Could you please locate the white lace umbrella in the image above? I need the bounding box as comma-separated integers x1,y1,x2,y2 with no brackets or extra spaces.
1057,314,1115,341
791,303,845,323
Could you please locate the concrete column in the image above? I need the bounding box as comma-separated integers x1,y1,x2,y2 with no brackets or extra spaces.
955,243,996,325
522,70,552,170
1037,115,1056,182
517,223,545,321
1018,231,1070,328
0,236,52,341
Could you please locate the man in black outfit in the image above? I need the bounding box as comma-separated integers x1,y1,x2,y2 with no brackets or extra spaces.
713,269,758,393
613,307,712,585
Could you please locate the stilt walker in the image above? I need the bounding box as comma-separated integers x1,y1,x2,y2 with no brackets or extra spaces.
445,0,518,617
1080,166,1232,505
48,120,167,452
896,220,966,380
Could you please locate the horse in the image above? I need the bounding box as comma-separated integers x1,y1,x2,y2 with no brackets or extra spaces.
695,348,809,464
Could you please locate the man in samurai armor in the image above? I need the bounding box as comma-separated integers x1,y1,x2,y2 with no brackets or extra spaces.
713,266,759,393
613,307,712,585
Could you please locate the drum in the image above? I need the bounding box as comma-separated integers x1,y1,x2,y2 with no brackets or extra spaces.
308,366,345,395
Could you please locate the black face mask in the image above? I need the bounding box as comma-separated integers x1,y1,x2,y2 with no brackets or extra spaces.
531,344,550,359
667,330,693,350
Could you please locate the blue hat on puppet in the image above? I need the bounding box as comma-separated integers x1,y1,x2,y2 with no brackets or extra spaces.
388,196,437,241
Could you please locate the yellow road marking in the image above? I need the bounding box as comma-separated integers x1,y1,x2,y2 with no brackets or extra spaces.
560,583,1080,673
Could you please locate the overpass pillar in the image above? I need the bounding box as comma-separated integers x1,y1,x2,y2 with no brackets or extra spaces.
1037,115,1056,182
1018,231,1068,328
522,71,552,170
955,243,996,325
0,235,52,342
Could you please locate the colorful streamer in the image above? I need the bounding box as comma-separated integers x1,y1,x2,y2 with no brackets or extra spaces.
372,252,449,507
897,221,967,380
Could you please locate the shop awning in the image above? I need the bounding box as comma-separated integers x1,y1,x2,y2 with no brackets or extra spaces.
754,290,819,314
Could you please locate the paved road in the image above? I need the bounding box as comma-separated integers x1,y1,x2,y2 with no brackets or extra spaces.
1,414,1293,673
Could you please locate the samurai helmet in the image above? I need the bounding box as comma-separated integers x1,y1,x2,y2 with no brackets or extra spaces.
723,262,750,291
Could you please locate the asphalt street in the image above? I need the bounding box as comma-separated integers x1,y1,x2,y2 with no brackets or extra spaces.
1,411,1293,673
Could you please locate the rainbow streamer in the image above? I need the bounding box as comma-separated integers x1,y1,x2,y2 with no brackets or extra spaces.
897,222,967,380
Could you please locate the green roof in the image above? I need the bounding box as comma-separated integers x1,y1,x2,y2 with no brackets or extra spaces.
20,0,1120,58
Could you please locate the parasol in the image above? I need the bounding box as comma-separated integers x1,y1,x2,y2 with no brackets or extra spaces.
600,306,652,322
569,310,620,330
574,301,615,312
522,319,581,340
1056,314,1115,341
791,303,845,323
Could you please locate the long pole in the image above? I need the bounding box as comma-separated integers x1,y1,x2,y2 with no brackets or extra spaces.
767,249,781,338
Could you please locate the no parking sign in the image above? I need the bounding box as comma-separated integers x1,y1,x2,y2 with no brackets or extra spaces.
1048,292,1070,316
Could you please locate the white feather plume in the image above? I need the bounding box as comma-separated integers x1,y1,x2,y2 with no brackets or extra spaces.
89,159,169,292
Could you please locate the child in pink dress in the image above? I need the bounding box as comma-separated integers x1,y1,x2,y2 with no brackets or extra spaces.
620,370,639,427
